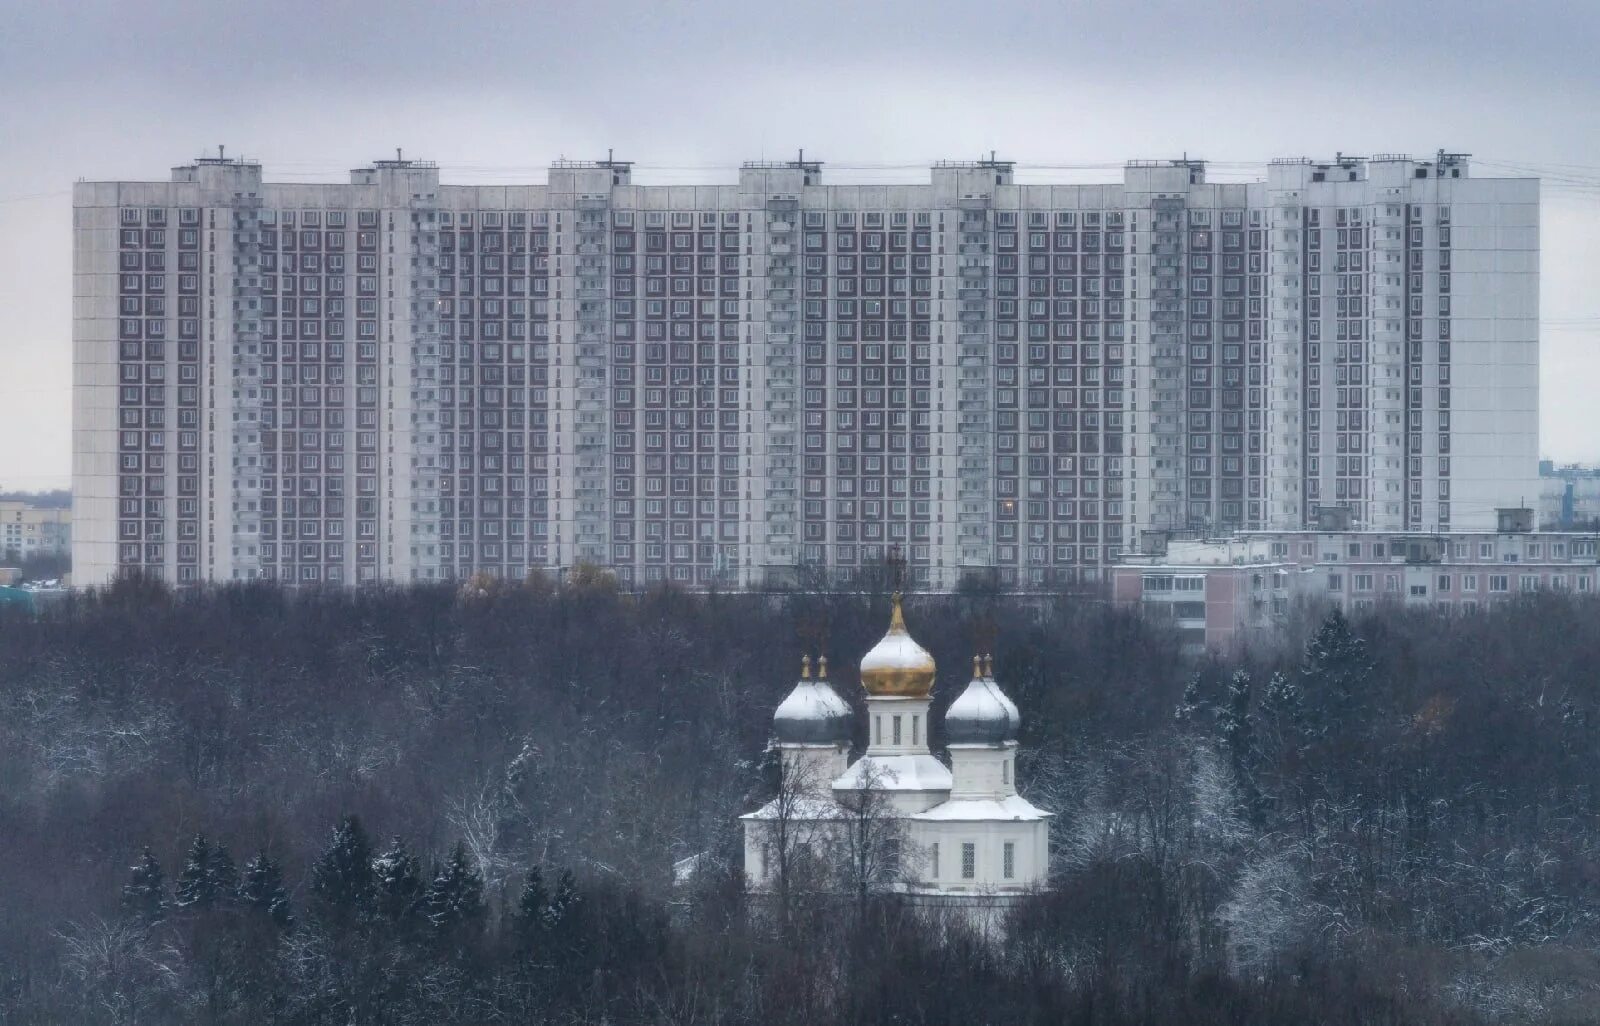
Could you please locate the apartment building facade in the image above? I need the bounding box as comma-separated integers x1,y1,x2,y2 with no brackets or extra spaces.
0,502,71,561
72,151,1538,589
1114,515,1599,652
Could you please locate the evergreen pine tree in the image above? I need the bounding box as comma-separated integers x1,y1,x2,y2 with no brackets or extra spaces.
1218,671,1252,766
1260,669,1308,756
1217,669,1262,815
121,847,168,924
1300,608,1374,732
422,841,486,932
1261,670,1304,730
239,849,293,928
372,836,426,923
310,814,375,922
545,869,579,931
1175,670,1211,724
513,867,548,946
542,869,587,975
174,833,217,909
206,841,239,908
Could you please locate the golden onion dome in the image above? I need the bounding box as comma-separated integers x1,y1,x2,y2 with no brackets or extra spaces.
858,592,937,698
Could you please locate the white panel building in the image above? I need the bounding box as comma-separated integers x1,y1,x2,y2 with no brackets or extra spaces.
72,151,1537,589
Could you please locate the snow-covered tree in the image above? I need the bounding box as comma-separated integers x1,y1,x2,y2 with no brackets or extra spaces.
1218,844,1314,977
1257,669,1309,771
1175,669,1211,724
422,841,486,932
121,847,167,924
371,836,425,924
174,834,238,911
310,814,374,922
206,840,238,907
239,849,292,928
1217,670,1262,816
512,866,549,945
173,834,214,909
1299,608,1373,731
546,868,579,932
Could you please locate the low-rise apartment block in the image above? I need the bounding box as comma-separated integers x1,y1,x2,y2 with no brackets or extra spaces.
0,501,71,561
1114,509,1598,652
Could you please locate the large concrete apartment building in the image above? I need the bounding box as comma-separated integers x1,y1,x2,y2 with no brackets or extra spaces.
72,150,1538,589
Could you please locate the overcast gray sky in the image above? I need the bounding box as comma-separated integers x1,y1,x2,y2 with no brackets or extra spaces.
3,0,1597,490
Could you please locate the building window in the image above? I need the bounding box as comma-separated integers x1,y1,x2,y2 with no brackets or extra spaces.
929,842,940,880
961,842,976,880
1003,841,1016,880
892,716,902,746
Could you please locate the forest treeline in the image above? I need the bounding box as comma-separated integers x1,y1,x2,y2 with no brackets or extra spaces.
2,573,1600,1023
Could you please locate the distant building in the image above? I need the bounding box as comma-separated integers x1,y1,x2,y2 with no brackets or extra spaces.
1538,461,1600,530
75,150,1538,589
1114,509,1600,652
0,501,71,561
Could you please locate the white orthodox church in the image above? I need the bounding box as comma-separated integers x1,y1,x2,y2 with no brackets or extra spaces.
741,595,1051,911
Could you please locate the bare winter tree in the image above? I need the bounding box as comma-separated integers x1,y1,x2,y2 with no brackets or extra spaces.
751,751,838,936
829,761,910,914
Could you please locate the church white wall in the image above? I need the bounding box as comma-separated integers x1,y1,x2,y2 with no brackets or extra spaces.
909,819,1048,894
947,744,1018,799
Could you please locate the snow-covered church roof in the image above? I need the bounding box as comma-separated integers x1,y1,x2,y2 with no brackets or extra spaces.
910,794,1051,822
833,753,954,792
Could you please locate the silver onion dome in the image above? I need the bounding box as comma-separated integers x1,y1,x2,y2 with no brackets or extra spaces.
773,655,854,745
943,654,1020,745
